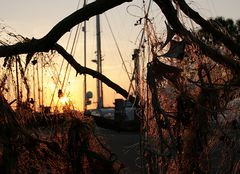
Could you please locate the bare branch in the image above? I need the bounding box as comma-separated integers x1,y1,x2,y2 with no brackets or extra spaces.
0,0,132,57
53,44,136,104
176,0,240,57
153,0,240,71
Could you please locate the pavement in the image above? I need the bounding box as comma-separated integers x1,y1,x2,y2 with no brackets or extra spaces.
95,127,141,174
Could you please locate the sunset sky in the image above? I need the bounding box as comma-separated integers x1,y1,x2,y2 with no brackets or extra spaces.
0,0,239,111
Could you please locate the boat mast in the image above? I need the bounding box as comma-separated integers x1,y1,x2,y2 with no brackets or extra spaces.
32,61,36,111
15,57,20,107
41,56,44,108
83,0,87,112
133,49,140,99
96,14,103,109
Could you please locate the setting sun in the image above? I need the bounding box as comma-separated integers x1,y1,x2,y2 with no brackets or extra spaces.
59,96,70,105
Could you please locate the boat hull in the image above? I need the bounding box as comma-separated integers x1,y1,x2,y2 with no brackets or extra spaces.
88,115,139,132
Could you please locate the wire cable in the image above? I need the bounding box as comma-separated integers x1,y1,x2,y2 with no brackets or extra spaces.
104,13,135,92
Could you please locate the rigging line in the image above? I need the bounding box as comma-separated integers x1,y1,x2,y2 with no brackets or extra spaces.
141,0,152,98
32,62,36,111
175,1,195,32
61,18,82,90
126,4,144,18
41,56,44,107
126,27,145,102
141,1,160,172
50,48,69,107
144,0,152,16
175,1,192,33
83,0,87,111
104,13,135,94
55,22,82,107
62,0,83,84
140,0,153,172
63,66,72,96
50,60,64,107
45,56,62,87
72,26,81,56
15,56,20,105
134,21,146,95
50,0,81,107
36,60,41,109
49,56,65,87
63,21,83,93
62,23,82,92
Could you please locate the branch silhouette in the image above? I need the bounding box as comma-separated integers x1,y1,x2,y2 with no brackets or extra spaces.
153,0,240,71
53,44,136,104
176,0,240,57
0,0,240,101
0,0,131,57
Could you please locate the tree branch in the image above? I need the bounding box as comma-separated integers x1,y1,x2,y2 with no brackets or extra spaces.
0,0,131,57
53,44,136,104
153,0,240,71
176,0,240,57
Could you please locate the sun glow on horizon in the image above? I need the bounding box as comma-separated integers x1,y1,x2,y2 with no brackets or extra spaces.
59,96,70,105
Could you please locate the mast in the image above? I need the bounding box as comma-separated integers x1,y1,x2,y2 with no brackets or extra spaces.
36,60,41,110
83,0,87,112
96,14,103,109
32,61,36,111
135,50,140,98
15,57,20,107
133,49,140,99
41,56,44,108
